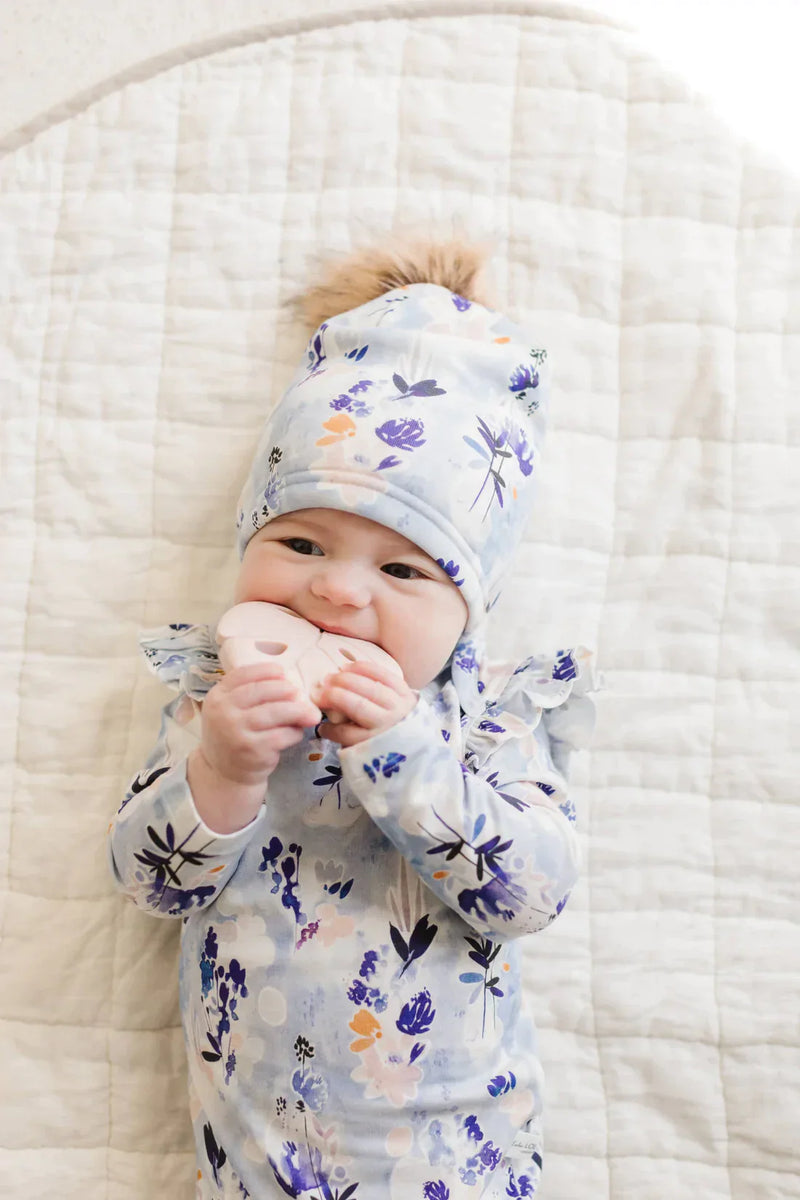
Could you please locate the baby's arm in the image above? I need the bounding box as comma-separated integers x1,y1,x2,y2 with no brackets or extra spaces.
335,688,580,941
188,661,321,832
107,664,320,917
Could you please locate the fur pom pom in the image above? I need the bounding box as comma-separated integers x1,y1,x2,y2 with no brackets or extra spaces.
291,235,496,333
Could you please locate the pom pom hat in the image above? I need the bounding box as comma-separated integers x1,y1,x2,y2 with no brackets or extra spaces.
235,282,549,716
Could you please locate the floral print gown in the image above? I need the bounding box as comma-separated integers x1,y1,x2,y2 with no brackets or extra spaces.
107,632,597,1200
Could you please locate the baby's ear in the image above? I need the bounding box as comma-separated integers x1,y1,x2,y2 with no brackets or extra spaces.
287,234,497,333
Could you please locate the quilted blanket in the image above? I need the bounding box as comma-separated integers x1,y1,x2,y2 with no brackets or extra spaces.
2,3,797,1198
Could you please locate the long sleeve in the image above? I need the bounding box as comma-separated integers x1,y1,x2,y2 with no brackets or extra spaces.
338,648,598,941
107,691,266,918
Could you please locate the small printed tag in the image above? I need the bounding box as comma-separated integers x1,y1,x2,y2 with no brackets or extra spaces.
511,1130,541,1155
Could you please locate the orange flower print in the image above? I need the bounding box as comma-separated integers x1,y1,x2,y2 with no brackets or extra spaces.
349,1009,382,1053
316,412,356,446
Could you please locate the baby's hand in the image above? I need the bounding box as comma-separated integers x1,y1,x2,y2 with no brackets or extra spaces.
200,662,322,786
312,660,418,749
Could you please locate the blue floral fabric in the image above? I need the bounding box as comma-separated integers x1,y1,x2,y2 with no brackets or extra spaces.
108,628,599,1199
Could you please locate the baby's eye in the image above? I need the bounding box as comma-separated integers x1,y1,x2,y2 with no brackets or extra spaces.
282,537,323,556
382,562,424,580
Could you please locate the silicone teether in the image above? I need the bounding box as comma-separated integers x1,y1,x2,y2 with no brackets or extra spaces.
215,602,403,720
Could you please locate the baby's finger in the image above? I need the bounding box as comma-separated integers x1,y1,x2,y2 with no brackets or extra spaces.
221,662,291,689
228,677,299,709
317,684,383,729
265,725,308,752
248,698,322,731
317,671,396,710
327,658,405,689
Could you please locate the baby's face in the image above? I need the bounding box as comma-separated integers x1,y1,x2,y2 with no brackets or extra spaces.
234,508,468,689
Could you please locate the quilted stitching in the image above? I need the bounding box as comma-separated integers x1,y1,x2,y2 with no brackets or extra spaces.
1,9,797,1199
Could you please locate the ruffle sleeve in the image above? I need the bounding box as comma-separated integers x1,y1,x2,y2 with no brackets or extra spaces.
137,622,224,701
463,645,603,812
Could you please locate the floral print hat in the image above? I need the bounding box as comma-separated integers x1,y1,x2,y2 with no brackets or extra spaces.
234,283,549,717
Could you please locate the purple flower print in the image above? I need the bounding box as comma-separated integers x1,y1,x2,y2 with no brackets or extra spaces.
291,1068,328,1112
464,417,513,520
387,372,446,400
396,989,436,1036
552,649,577,683
487,1071,516,1097
268,1141,328,1196
507,1169,537,1197
423,1183,450,1200
507,426,533,477
203,1123,227,1187
464,1115,484,1142
198,928,248,1084
437,558,464,587
348,979,368,1005
375,418,426,452
389,914,438,976
509,363,539,395
454,645,478,673
359,950,379,978
478,1142,503,1172
330,393,373,416
302,323,328,379
451,294,471,311
376,455,402,472
363,752,406,782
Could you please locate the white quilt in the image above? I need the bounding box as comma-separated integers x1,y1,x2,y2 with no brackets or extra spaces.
2,3,798,1198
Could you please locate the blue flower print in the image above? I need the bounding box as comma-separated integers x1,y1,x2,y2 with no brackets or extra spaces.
203,1122,227,1188
396,989,436,1036
451,294,471,311
454,645,478,673
375,418,426,452
387,372,446,400
436,558,464,587
464,416,513,519
507,426,533,477
464,1115,484,1142
258,837,306,926
312,762,344,811
133,821,218,914
303,322,328,376
507,1169,537,1197
458,876,523,926
363,752,406,782
291,1068,328,1112
459,935,504,1035
423,1182,450,1200
330,392,373,416
390,914,438,976
268,1140,328,1196
487,1071,516,1097
347,979,367,1005
345,345,369,362
477,1142,502,1172
198,927,248,1084
359,950,379,979
477,719,505,734
552,649,577,683
510,348,546,414
509,362,539,396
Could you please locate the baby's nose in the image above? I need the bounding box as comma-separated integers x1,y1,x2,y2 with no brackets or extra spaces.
310,562,371,608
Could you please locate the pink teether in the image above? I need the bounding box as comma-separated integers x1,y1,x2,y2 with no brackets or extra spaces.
215,602,403,721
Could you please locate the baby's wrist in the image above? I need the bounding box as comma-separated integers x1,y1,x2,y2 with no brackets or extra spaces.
187,748,268,834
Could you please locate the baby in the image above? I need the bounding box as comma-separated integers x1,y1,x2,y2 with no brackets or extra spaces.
107,238,599,1200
